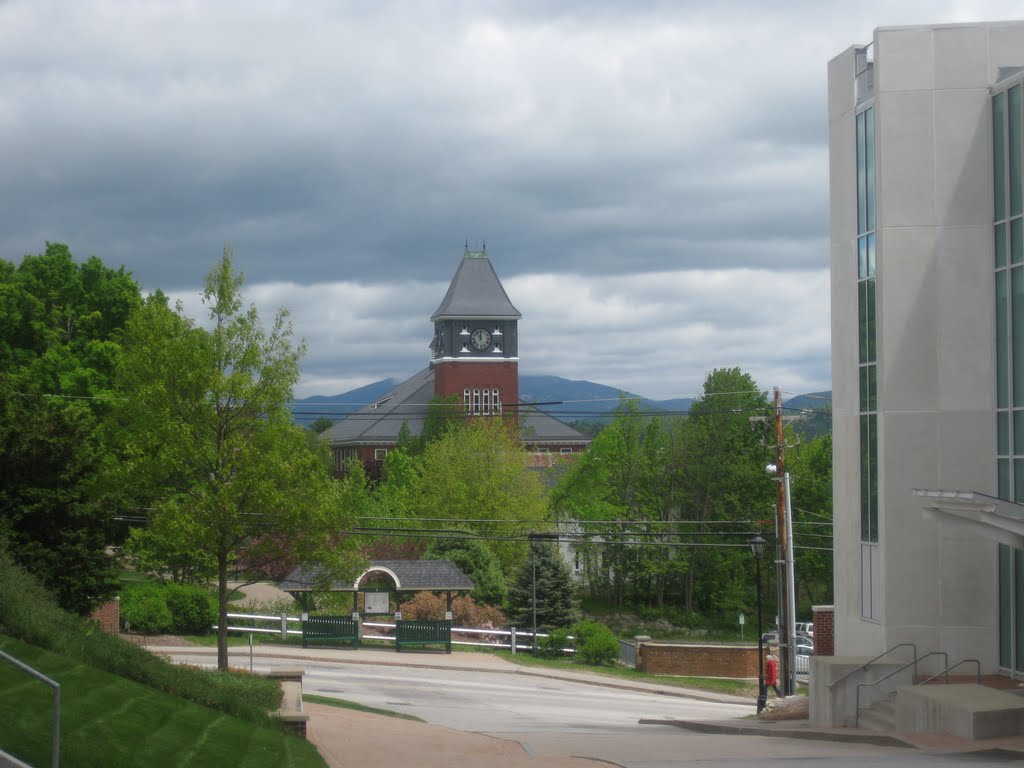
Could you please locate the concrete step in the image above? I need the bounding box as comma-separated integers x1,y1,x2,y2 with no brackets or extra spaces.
858,691,897,732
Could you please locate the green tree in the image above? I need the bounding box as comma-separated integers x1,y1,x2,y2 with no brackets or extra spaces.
102,249,357,670
424,537,506,606
788,432,833,610
306,417,336,434
0,243,142,614
506,540,578,630
677,368,773,617
551,399,687,608
409,417,551,571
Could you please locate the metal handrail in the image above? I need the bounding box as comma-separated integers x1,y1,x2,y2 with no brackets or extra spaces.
826,642,918,690
855,651,947,728
0,648,60,768
918,658,981,687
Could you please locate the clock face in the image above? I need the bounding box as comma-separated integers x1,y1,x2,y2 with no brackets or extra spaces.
470,327,492,351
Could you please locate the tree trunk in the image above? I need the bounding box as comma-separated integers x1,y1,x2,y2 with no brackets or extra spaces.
217,548,229,672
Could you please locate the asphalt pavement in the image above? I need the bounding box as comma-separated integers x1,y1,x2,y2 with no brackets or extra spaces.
147,641,1024,767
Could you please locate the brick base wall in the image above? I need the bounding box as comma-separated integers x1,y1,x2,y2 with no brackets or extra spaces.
812,605,834,656
89,597,120,634
637,643,761,677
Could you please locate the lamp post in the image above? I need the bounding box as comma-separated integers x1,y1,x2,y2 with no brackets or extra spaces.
750,534,767,714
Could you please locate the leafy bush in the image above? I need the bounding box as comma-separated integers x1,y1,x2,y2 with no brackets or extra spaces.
164,583,216,634
570,620,619,666
121,583,173,634
538,627,571,658
121,582,216,635
0,546,281,725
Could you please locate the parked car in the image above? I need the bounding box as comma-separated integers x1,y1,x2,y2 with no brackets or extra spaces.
795,621,814,637
761,630,813,649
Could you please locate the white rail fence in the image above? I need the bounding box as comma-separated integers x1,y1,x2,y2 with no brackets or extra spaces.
215,612,566,654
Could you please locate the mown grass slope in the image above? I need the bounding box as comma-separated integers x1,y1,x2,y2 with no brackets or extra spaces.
0,548,326,767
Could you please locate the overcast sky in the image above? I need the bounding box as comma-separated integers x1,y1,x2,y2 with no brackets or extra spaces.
2,2,1020,400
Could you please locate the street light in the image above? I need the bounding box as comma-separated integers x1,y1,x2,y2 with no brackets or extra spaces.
750,534,767,714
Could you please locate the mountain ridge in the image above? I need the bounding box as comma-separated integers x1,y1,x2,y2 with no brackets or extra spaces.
291,375,831,425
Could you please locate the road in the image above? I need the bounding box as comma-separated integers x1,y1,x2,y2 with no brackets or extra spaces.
167,651,749,732
163,650,1021,767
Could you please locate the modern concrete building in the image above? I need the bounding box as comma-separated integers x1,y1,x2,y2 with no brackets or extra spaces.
826,20,1024,716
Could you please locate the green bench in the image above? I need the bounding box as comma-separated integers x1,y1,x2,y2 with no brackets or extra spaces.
301,616,360,649
395,620,451,653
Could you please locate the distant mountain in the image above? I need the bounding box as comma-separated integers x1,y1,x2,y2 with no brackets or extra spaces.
290,379,397,425
292,375,831,431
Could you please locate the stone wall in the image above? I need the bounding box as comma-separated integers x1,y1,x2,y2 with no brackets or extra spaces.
637,642,760,677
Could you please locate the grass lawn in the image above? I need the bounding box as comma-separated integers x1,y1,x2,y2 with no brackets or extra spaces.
0,637,326,768
303,694,423,721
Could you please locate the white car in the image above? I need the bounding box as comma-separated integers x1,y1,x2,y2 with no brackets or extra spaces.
795,621,814,637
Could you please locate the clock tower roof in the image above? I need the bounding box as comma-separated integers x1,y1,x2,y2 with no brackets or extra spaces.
431,247,522,322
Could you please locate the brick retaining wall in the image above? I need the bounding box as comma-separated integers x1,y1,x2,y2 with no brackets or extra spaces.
89,597,120,634
637,642,760,677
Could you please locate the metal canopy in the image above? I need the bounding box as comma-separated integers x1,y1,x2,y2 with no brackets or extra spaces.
278,559,475,593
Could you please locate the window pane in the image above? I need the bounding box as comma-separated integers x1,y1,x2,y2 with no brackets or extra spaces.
867,233,876,277
1013,218,1023,265
999,270,1010,408
1011,85,1022,217
860,415,870,541
866,280,877,363
995,91,1007,221
1016,548,1024,672
859,281,868,365
1014,268,1024,406
997,222,1008,268
866,107,875,231
1016,459,1024,504
858,237,867,279
1000,410,1011,455
868,365,877,411
1000,544,1012,669
860,366,868,412
1000,457,1012,500
869,414,878,542
857,111,866,234
1016,410,1024,456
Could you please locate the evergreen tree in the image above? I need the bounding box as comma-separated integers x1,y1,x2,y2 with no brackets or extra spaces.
506,541,578,630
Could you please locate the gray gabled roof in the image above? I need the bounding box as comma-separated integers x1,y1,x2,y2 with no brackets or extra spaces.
431,250,521,321
323,367,436,446
278,559,474,592
323,367,590,447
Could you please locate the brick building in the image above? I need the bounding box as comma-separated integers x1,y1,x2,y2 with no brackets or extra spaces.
323,246,590,474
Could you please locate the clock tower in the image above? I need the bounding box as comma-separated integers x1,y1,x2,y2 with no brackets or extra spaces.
430,246,520,416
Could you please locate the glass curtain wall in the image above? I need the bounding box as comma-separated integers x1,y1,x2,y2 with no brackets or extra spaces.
857,105,879,621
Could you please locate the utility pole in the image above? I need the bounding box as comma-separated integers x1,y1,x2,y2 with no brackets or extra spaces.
771,386,796,696
750,387,800,696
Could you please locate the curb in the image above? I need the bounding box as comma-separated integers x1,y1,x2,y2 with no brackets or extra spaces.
646,719,913,748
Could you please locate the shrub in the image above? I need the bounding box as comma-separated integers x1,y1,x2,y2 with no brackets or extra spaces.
538,627,571,658
570,620,619,666
165,583,216,634
399,592,506,627
121,583,173,634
